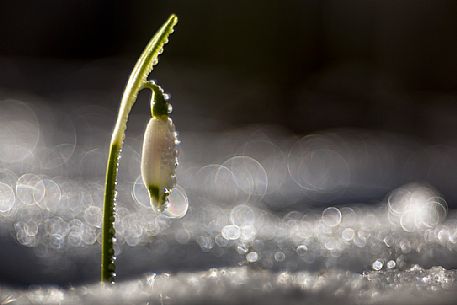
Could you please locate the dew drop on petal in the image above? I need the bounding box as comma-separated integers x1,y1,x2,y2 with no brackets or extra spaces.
163,185,188,219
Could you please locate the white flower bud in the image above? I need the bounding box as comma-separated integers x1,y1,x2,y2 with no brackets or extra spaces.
141,117,178,210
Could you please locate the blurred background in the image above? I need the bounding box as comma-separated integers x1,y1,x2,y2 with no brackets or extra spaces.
2,0,457,198
1,0,457,293
1,0,456,135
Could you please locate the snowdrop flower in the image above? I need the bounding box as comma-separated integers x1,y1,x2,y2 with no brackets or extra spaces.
101,14,178,283
141,90,178,211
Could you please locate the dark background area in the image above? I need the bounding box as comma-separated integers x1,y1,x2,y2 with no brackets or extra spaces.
1,0,456,138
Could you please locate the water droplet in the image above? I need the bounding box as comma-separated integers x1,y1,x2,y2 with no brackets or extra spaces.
230,204,255,227
84,205,102,228
49,234,65,249
287,135,350,195
236,244,248,254
341,228,355,241
81,225,97,245
274,251,285,262
296,245,308,256
16,174,45,206
163,186,188,219
40,179,61,212
67,231,82,247
196,235,214,251
372,259,383,271
387,260,396,269
24,220,38,236
175,229,191,244
0,99,39,163
0,168,18,188
132,175,150,208
0,182,15,213
215,234,229,247
246,251,258,263
322,207,342,227
223,156,268,198
240,225,256,242
146,273,156,287
221,225,241,240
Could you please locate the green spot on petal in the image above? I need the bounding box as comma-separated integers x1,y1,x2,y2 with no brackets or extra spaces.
148,184,167,211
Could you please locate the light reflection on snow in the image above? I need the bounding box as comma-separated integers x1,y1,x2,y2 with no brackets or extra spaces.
1,98,457,304
2,266,457,305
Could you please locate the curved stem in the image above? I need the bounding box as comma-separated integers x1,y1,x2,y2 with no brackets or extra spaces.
101,14,178,284
143,81,170,118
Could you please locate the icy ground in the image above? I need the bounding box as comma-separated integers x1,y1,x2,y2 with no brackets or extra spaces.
2,265,457,305
1,98,457,304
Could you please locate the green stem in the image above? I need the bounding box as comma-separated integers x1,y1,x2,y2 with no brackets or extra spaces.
101,14,178,284
101,143,119,283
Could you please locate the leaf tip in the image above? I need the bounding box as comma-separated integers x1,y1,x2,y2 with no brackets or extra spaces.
168,14,178,26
